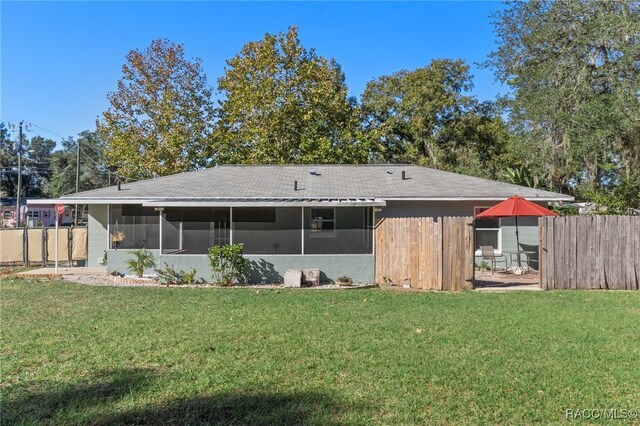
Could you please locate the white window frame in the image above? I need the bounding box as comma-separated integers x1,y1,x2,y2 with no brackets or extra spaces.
26,210,40,218
309,207,336,238
474,206,501,256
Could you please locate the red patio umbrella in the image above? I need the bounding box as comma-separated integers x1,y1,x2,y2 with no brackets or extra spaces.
476,195,558,268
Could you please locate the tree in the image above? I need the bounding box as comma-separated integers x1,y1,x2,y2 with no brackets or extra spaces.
0,124,55,198
45,130,112,197
448,102,512,180
214,26,367,164
0,122,15,196
23,136,56,197
360,59,508,176
487,1,640,194
99,39,216,178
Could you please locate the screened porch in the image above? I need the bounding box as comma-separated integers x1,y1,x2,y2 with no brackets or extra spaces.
108,205,375,255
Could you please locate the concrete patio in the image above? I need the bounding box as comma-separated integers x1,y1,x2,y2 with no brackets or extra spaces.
15,267,107,278
474,269,541,291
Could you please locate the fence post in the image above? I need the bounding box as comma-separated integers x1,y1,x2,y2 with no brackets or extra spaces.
22,227,28,266
538,218,544,289
436,218,443,290
41,225,47,267
68,225,74,267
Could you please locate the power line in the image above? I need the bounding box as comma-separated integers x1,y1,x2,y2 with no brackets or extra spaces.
78,144,140,183
3,117,141,184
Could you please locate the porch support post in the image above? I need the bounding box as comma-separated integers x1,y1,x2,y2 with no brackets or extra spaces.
301,207,305,255
230,207,233,245
106,204,110,250
372,206,376,255
158,208,163,253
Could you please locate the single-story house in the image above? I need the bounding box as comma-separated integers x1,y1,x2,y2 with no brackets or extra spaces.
30,165,573,282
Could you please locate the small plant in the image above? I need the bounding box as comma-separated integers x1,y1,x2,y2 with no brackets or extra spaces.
478,261,490,271
155,262,198,285
337,276,353,286
208,243,246,286
111,230,125,248
125,249,156,278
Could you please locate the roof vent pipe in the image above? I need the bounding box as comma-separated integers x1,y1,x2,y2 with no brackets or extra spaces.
117,180,121,191
402,170,406,180
294,180,298,191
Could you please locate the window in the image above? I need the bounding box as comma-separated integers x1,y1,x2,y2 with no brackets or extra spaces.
43,210,50,218
310,208,335,237
26,211,40,218
3,210,12,218
474,206,501,255
304,207,373,254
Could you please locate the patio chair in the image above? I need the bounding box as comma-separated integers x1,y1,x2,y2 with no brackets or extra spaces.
518,243,539,271
479,246,507,275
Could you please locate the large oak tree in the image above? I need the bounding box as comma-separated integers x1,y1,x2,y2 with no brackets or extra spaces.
360,59,509,177
487,0,640,195
214,26,367,164
99,39,216,179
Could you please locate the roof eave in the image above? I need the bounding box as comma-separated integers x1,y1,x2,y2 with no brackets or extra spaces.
29,197,387,207
381,196,575,202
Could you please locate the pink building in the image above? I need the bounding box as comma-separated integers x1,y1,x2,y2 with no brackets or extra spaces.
0,198,74,228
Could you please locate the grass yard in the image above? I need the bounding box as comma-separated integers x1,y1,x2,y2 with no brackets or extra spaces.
2,279,639,424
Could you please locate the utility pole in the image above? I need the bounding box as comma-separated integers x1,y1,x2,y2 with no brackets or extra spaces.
75,138,80,225
15,121,23,227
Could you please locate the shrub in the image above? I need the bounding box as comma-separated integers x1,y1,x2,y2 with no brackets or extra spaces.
125,249,156,278
208,244,246,286
478,261,490,271
337,276,353,286
154,262,198,285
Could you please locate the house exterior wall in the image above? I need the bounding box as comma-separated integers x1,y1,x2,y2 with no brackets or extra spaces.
105,249,374,283
378,200,543,269
86,198,545,280
87,204,108,267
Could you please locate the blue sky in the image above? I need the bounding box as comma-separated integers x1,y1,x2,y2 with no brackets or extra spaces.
1,1,506,144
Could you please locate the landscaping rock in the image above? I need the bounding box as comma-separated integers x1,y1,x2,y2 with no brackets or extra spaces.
283,269,302,287
302,269,320,287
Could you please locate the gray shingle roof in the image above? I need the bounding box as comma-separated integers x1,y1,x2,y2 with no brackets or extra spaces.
59,164,573,202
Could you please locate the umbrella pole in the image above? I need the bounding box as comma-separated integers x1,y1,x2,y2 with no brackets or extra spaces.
515,216,520,251
515,216,522,271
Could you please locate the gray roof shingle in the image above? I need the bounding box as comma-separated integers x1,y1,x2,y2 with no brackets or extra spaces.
59,164,573,201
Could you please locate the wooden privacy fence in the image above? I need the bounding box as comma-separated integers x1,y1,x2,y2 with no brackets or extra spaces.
540,216,640,290
375,216,475,291
0,227,88,266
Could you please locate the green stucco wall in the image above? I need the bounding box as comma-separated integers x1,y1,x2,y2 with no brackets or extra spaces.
105,249,375,284
87,204,108,267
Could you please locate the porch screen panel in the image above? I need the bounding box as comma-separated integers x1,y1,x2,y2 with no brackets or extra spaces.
163,208,230,254
304,207,373,255
233,207,301,254
109,205,159,249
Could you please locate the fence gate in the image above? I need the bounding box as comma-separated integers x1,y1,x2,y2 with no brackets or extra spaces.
375,216,475,291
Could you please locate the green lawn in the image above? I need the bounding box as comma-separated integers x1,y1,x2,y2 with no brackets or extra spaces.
2,279,639,425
